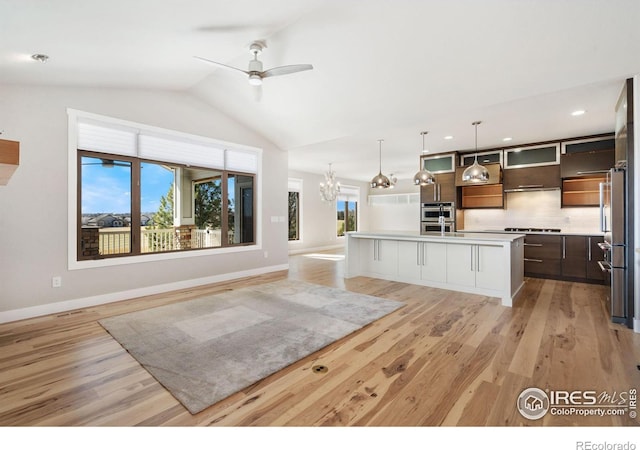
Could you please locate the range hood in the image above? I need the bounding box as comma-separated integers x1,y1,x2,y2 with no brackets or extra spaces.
504,185,561,193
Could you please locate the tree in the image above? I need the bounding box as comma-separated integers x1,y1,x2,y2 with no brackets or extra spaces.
153,182,174,229
288,191,298,240
194,179,222,229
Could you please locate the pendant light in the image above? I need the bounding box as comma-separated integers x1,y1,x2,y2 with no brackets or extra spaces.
413,131,436,186
370,139,391,189
462,121,490,183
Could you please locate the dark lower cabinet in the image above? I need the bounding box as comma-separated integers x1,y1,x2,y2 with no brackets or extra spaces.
586,235,606,282
524,234,605,284
524,235,561,278
561,236,587,279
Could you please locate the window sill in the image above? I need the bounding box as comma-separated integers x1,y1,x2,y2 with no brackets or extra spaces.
69,243,261,271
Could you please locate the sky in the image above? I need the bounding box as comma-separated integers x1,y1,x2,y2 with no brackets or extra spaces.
81,156,174,214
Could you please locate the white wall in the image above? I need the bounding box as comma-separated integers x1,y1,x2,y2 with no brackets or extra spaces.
0,85,288,320
287,169,370,254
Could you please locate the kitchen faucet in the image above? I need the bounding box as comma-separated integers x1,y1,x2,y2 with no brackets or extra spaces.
439,205,446,235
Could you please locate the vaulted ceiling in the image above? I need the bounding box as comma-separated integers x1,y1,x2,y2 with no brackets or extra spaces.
2,0,639,182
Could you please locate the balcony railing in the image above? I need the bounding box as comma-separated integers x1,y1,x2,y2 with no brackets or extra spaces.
97,227,223,255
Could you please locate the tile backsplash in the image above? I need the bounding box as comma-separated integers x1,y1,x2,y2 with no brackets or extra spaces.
463,190,601,233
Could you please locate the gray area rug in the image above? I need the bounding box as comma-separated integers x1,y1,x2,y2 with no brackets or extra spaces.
99,279,404,414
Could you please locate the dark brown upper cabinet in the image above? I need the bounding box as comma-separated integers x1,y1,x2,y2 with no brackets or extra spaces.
503,165,561,192
420,172,457,203
560,136,614,178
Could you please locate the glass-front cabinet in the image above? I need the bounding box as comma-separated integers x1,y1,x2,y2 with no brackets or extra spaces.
504,143,560,169
420,152,456,174
459,150,503,167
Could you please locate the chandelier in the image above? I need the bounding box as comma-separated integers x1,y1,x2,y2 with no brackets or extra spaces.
319,163,340,201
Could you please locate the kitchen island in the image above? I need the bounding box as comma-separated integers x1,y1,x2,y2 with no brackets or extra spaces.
345,231,525,307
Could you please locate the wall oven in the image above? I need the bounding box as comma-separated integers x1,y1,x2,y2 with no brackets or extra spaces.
422,222,455,234
421,202,455,234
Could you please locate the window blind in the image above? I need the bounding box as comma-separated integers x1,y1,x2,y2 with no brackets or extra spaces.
288,178,303,192
76,116,258,172
77,120,137,157
337,185,360,202
139,134,225,169
225,149,258,173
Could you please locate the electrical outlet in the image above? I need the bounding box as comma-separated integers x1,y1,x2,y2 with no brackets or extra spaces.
52,276,62,288
264,251,268,258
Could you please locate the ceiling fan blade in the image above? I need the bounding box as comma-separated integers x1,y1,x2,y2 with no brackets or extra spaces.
193,56,249,75
261,64,313,78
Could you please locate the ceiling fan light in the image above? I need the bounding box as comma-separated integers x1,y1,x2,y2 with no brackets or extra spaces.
248,74,262,86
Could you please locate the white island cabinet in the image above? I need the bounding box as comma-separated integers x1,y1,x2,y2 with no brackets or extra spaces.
345,231,525,307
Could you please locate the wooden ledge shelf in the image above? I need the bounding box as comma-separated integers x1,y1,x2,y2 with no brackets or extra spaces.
0,138,20,185
562,175,605,207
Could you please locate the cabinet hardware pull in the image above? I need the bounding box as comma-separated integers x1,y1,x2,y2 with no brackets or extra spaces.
417,243,420,266
588,237,592,261
476,246,480,272
577,170,609,175
597,261,611,273
422,243,426,266
599,182,607,232
562,236,566,259
517,184,543,188
524,258,543,263
524,243,542,247
470,246,474,271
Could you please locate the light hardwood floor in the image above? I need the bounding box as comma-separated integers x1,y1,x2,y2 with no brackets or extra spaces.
0,251,638,426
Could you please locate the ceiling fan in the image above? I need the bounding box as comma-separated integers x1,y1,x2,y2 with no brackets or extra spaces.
194,41,313,86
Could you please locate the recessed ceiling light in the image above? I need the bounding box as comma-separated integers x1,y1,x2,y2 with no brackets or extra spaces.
571,109,586,116
31,54,49,63
503,137,512,142
444,135,453,140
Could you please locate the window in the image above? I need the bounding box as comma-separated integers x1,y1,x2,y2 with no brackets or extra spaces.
336,185,359,237
288,178,302,241
73,112,259,262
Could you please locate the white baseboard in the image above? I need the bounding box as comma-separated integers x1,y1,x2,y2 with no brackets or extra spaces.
0,264,289,324
288,244,344,255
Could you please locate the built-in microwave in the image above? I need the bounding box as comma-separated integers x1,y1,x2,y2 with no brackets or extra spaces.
421,202,455,222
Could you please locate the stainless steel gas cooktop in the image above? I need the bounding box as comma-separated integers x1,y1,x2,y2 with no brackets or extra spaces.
504,227,562,233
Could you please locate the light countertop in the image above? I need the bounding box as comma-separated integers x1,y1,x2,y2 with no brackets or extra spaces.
347,230,525,244
460,229,604,237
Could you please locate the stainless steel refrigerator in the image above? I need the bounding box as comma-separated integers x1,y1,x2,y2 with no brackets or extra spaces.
600,165,628,323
